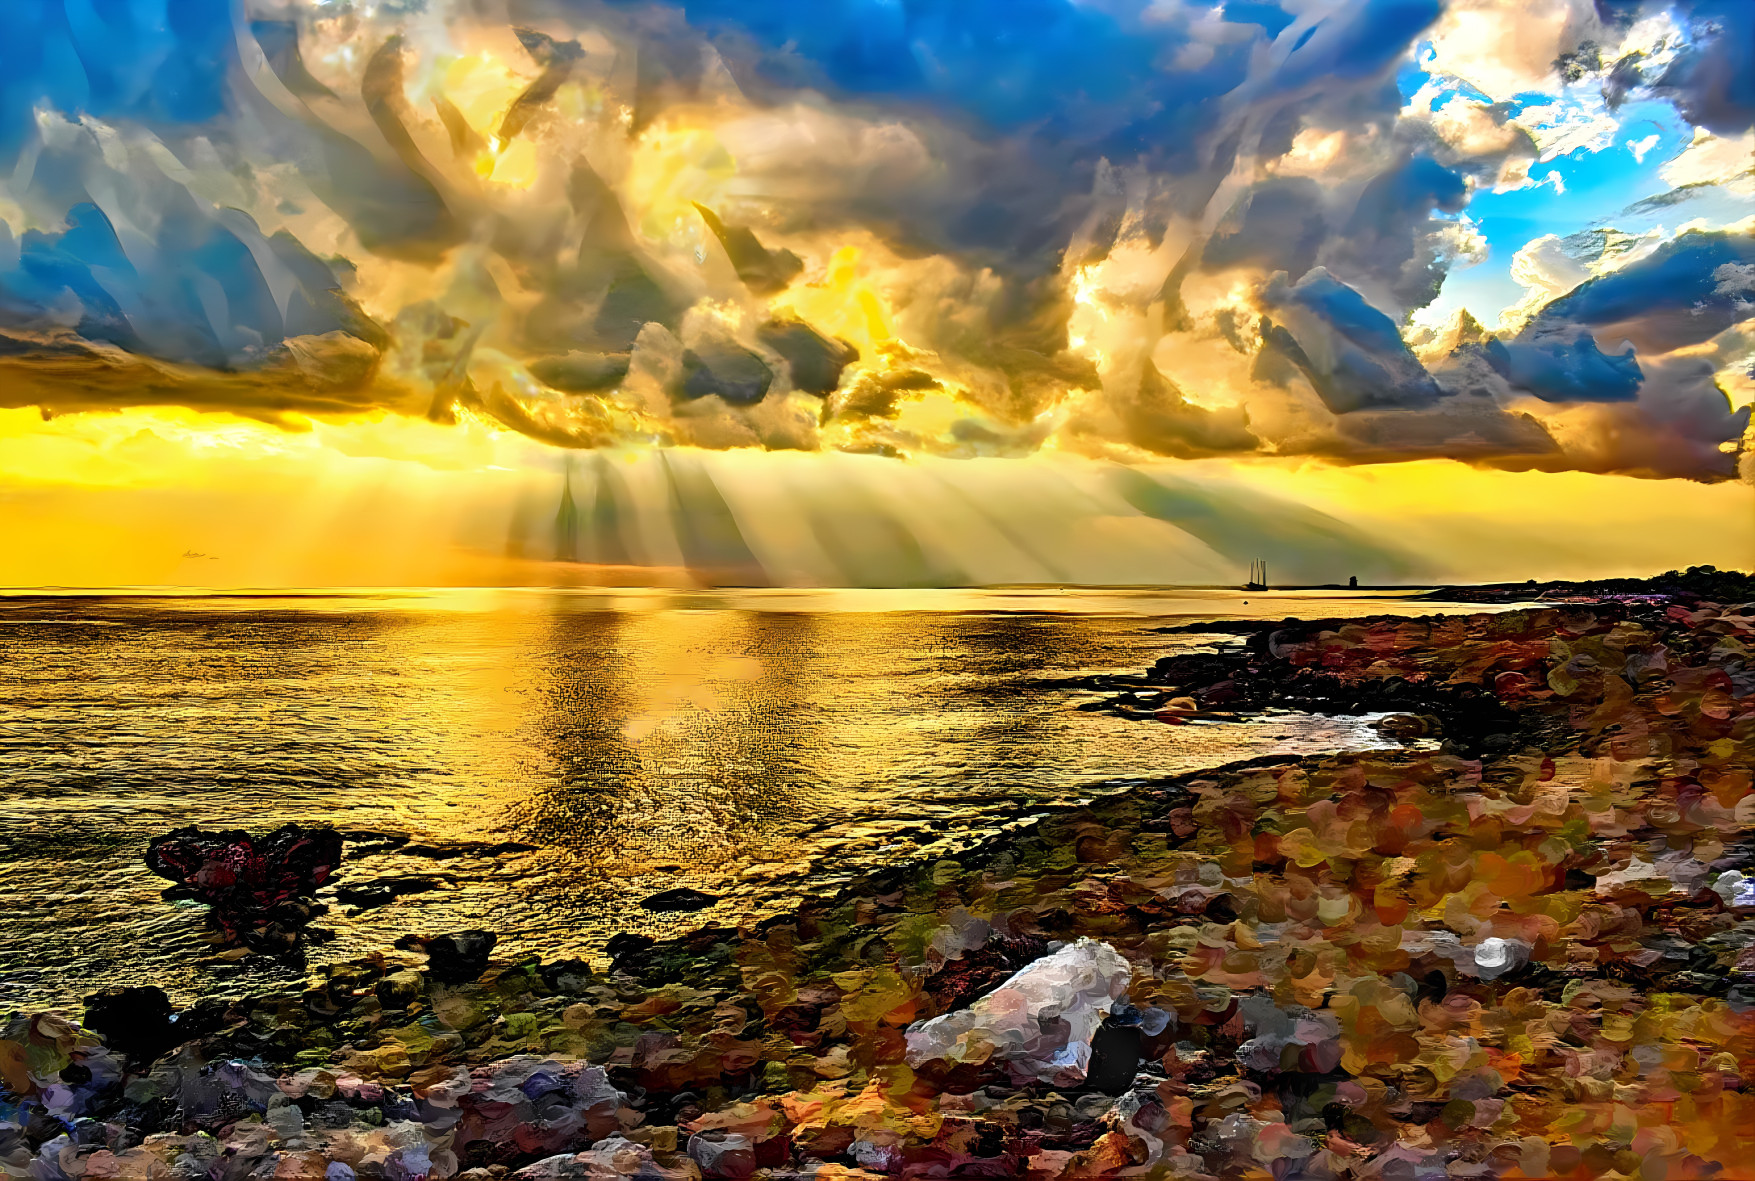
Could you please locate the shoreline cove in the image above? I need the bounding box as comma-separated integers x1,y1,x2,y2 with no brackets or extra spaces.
3,570,1753,1181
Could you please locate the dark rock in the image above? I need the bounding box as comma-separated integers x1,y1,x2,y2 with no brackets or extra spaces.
398,840,537,859
427,930,498,983
335,876,441,909
84,986,177,1065
1084,1022,1141,1095
606,932,657,973
1375,714,1442,741
539,958,597,994
336,885,396,908
145,823,342,914
678,341,773,405
757,314,859,394
146,824,342,948
399,845,463,859
641,887,720,912
922,935,1049,1012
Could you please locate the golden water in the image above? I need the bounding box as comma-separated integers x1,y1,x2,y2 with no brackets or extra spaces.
0,588,1486,1006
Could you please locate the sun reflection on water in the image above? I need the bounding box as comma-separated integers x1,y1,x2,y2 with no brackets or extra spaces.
0,588,1480,1006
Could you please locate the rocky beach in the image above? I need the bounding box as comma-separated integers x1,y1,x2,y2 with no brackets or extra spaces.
6,568,1754,1181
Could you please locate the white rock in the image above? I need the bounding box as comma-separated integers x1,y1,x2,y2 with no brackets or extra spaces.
515,1137,698,1181
1714,870,1755,907
1468,936,1530,979
903,938,1131,1084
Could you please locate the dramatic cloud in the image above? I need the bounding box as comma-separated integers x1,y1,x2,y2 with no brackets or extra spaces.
1529,227,1755,352
1258,268,1448,413
0,0,1744,481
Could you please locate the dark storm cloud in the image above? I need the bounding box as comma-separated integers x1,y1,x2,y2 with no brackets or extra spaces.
1528,228,1755,353
1256,269,1447,413
577,0,1450,319
1201,178,1329,279
1642,0,1755,135
0,327,401,420
0,199,382,371
1528,351,1750,480
0,0,1740,482
1320,155,1470,311
1483,331,1645,403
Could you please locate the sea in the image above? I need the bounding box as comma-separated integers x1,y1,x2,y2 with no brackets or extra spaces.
0,587,1502,1008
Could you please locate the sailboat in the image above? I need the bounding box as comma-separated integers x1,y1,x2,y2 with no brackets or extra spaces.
1244,559,1268,592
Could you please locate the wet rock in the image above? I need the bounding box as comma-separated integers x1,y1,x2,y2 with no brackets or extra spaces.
377,969,425,1008
642,888,719,913
686,1131,755,1180
1374,713,1442,741
540,958,597,994
145,823,342,947
146,824,342,913
335,876,441,909
427,930,498,983
83,986,177,1065
399,841,538,859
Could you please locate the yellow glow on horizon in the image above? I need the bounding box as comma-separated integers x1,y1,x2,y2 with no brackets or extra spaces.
0,402,1747,591
1234,456,1752,580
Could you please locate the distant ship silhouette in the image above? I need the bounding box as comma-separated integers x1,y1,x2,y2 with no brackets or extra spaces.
1244,559,1268,591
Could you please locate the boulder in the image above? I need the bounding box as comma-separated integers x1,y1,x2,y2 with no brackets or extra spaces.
687,1131,756,1179
146,823,342,913
642,888,719,912
904,938,1131,1085
426,930,498,983
83,986,177,1065
514,1136,696,1181
145,823,342,947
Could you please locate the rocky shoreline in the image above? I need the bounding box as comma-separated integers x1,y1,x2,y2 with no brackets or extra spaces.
5,569,1754,1181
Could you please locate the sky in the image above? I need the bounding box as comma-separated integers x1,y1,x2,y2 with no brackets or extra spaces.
0,0,1750,588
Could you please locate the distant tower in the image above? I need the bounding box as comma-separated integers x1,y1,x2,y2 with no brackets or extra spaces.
555,460,580,563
